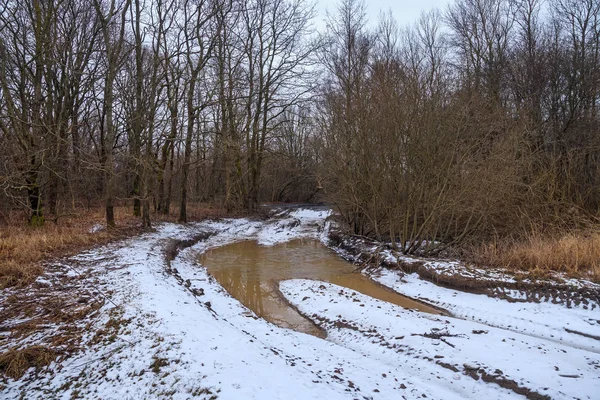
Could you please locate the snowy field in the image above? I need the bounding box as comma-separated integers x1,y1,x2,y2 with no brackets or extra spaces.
1,209,599,399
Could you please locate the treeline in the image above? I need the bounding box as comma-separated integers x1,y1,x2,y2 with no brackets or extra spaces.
319,0,600,253
0,0,319,228
1,0,599,255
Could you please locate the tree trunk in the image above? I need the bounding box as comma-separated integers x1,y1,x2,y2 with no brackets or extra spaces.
133,174,141,216
27,167,44,226
165,144,175,215
104,78,116,228
179,112,194,223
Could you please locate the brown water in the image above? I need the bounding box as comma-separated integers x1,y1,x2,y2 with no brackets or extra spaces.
199,239,440,337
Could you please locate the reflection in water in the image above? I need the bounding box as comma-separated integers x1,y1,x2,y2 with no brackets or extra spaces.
199,239,439,337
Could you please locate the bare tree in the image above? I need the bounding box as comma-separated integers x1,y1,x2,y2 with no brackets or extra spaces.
178,0,220,223
152,0,185,215
446,0,514,104
93,0,132,227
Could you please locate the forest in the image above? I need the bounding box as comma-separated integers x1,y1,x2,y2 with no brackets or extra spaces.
1,1,600,397
1,0,599,281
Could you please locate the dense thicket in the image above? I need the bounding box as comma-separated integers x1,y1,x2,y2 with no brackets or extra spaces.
319,0,600,253
0,0,598,255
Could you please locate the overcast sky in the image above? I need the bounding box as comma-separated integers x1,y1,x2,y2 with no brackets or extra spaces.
314,0,451,29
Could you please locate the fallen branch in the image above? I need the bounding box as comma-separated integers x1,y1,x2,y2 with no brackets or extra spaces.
411,328,466,348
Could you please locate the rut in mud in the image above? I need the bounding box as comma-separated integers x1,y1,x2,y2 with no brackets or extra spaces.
199,239,440,336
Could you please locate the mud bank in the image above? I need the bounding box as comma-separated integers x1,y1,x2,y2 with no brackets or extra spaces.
326,229,600,309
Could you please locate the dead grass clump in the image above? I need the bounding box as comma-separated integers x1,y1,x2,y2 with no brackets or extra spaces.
150,357,169,374
473,232,600,282
0,262,44,289
0,346,58,380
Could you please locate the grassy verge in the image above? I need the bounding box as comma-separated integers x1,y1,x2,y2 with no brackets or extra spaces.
472,232,600,282
0,203,231,289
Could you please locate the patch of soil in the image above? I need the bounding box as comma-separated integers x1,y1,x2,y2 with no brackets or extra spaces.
0,262,105,381
163,232,215,264
477,369,551,400
163,232,218,317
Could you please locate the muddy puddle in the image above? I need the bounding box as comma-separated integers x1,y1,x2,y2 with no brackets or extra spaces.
199,239,440,337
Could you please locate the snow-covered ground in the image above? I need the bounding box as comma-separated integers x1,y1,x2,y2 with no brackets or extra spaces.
280,280,599,400
1,209,599,399
371,268,600,353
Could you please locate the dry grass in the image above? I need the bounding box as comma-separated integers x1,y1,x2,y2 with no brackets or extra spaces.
0,202,233,288
0,346,58,380
0,206,138,288
473,232,600,282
